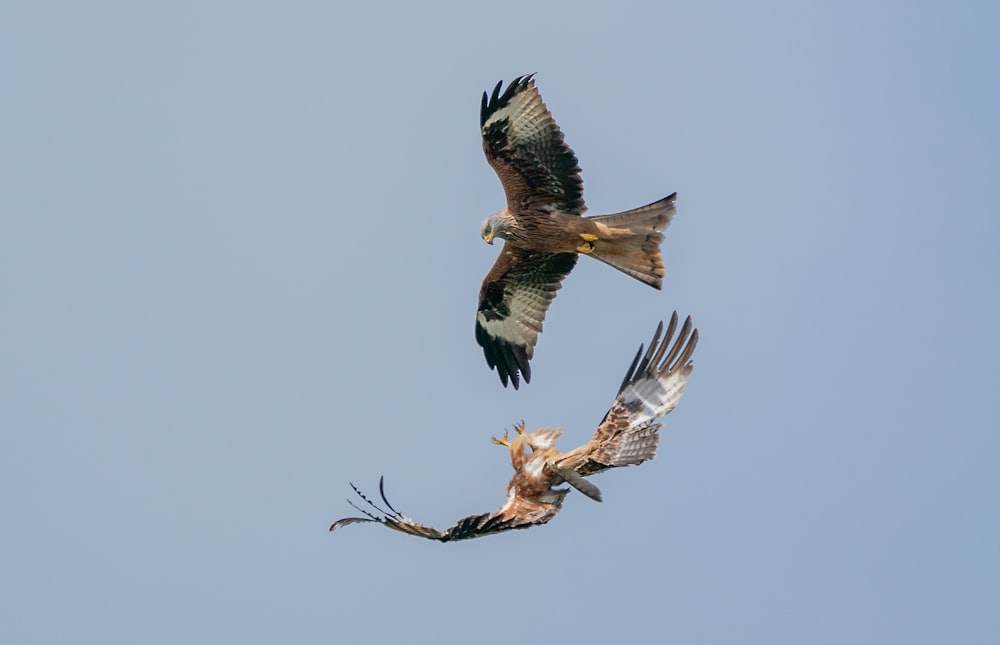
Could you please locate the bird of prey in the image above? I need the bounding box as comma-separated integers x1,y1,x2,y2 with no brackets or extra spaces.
330,312,698,542
475,74,678,389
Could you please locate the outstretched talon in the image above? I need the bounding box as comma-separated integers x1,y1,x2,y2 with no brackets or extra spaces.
514,421,527,436
491,429,510,447
576,233,598,254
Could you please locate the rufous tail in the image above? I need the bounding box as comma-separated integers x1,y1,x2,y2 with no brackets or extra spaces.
585,193,676,289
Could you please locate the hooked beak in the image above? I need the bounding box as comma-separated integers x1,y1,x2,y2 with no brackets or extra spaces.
483,231,495,245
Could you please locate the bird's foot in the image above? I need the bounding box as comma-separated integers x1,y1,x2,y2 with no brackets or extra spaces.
577,232,598,254
491,430,510,447
514,421,526,436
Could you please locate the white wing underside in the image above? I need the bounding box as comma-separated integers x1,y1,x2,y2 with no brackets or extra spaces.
618,367,690,428
476,284,547,355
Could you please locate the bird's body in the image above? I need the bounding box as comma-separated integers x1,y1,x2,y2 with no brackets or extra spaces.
491,427,571,527
330,312,698,542
480,199,673,282
474,74,678,388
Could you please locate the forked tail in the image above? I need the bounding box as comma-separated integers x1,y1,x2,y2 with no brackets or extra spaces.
585,193,676,289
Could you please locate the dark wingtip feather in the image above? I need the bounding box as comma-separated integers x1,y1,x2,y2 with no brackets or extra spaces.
492,343,517,389
378,476,402,516
617,313,701,392
476,324,530,389
496,344,526,389
682,327,699,367
480,73,538,127
617,341,647,395
329,517,374,532
654,315,694,375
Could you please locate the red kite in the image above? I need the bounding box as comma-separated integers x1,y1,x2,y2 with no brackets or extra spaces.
475,74,678,388
330,313,697,542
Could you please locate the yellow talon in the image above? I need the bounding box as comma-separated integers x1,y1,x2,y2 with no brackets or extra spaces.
576,241,595,254
579,233,598,241
515,421,526,436
491,429,510,447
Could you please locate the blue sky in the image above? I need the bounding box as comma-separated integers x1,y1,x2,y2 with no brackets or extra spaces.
3,1,998,643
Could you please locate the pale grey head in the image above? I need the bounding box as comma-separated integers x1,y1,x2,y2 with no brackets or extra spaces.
480,209,514,245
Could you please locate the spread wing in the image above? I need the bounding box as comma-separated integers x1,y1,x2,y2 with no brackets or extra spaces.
481,75,586,215
329,477,547,543
475,247,578,388
561,312,698,477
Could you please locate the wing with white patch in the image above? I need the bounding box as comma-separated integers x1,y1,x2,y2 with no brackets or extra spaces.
475,247,578,388
565,312,698,477
481,75,586,215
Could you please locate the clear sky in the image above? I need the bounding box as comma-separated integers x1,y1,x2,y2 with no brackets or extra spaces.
3,1,998,643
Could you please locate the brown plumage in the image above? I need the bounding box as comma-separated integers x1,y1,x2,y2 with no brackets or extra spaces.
476,74,678,388
330,313,698,542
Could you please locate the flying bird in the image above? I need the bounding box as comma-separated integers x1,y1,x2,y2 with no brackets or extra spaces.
330,312,698,542
475,74,678,388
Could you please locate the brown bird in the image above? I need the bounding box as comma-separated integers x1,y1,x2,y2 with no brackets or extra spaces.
330,312,698,542
475,74,678,388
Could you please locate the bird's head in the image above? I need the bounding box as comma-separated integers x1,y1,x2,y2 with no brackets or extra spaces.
480,210,511,245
